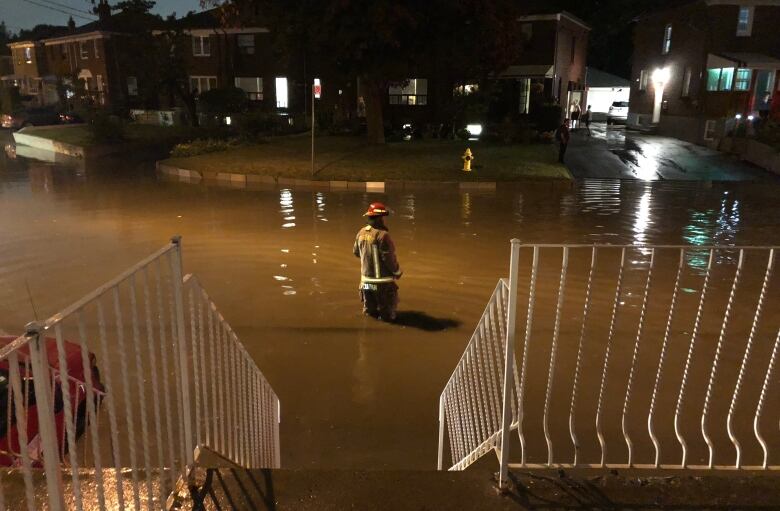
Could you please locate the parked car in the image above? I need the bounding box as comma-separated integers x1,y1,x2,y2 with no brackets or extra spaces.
607,101,629,125
0,336,104,467
1,107,81,130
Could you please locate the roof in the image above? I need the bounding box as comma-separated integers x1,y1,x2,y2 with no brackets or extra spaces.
501,64,554,78
586,68,630,88
711,52,780,70
517,11,591,31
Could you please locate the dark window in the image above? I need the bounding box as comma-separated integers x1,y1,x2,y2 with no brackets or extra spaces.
571,36,576,63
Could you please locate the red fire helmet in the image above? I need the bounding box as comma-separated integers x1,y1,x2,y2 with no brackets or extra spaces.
363,202,390,217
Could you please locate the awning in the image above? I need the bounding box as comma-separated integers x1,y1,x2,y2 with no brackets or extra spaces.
708,52,780,70
500,64,554,78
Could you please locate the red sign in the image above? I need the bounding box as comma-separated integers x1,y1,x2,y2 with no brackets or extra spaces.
313,78,321,99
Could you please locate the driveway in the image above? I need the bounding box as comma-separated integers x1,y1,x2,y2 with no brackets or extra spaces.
565,123,776,181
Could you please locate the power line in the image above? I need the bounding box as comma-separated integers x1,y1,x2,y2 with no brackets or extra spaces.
18,0,97,22
36,0,96,16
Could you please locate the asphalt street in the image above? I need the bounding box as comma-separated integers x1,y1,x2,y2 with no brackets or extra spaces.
564,123,776,181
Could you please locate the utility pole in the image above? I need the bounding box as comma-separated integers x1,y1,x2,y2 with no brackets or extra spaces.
311,78,321,176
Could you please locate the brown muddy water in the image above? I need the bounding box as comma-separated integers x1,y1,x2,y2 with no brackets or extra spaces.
1,142,779,471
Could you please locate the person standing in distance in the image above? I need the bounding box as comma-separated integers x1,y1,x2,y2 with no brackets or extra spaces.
555,118,571,164
353,202,403,321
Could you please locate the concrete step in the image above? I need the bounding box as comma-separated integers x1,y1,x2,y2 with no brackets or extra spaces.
168,465,780,510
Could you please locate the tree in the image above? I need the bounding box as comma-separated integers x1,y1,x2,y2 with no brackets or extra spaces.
203,0,523,144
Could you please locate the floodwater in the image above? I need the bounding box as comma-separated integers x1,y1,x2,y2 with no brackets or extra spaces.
1,134,779,471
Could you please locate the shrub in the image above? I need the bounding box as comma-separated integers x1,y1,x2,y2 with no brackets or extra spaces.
170,138,240,158
0,85,22,115
198,87,249,119
756,120,780,151
78,107,126,144
530,103,563,132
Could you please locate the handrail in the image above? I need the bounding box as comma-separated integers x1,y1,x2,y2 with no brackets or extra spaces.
438,241,780,485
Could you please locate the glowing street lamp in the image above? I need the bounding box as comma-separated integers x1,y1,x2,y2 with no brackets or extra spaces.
652,67,670,124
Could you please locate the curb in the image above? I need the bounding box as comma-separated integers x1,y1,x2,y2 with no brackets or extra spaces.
156,161,572,191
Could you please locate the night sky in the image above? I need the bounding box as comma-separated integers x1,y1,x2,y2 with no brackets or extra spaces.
1,0,203,31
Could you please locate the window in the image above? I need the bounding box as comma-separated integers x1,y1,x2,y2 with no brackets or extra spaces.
639,69,648,91
237,34,255,55
235,76,263,100
737,6,753,36
190,76,217,93
192,35,211,57
454,83,478,95
389,78,428,105
734,68,751,91
662,24,672,54
681,67,692,97
518,78,530,114
706,68,734,91
23,47,33,63
275,76,288,108
94,39,99,59
80,41,88,59
703,119,717,141
127,76,138,96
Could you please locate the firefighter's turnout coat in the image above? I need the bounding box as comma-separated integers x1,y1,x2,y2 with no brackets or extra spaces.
353,225,402,289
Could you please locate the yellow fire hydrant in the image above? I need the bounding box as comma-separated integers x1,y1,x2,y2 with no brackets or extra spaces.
462,148,474,172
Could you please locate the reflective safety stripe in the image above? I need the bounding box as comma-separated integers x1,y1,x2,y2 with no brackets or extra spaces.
372,244,381,279
361,276,395,284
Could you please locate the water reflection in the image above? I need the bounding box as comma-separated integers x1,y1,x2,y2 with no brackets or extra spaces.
633,186,652,246
315,192,328,222
279,189,295,228
461,192,471,225
402,194,416,221
683,191,741,269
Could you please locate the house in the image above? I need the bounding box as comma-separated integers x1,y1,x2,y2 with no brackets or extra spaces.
381,10,590,131
584,68,631,121
628,0,780,145
5,25,69,106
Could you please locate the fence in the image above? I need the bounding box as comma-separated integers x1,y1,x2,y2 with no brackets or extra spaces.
438,240,780,488
0,237,280,510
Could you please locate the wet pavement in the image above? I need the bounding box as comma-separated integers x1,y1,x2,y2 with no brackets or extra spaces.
1,131,780,471
565,123,776,181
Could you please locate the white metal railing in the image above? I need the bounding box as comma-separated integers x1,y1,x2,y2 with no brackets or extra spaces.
438,241,780,489
0,237,280,510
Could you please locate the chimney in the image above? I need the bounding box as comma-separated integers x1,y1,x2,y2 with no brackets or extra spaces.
67,16,76,31
96,0,111,23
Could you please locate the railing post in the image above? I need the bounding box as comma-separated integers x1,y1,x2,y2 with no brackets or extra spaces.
498,239,520,490
437,396,445,470
25,322,66,511
171,236,195,465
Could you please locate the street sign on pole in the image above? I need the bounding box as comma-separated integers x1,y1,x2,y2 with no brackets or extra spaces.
313,78,322,99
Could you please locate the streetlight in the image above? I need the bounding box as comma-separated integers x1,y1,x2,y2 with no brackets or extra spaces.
651,67,670,124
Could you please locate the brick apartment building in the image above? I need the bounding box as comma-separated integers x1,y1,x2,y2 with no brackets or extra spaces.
629,0,780,145
5,3,588,130
383,10,589,129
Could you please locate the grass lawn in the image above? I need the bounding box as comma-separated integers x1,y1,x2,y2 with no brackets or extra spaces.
163,135,570,181
26,124,202,147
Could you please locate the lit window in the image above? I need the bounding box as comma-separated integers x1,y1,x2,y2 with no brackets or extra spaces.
235,76,263,100
189,76,217,93
734,68,751,91
681,67,692,97
237,34,255,55
275,76,288,108
23,47,33,63
454,83,478,95
639,69,648,91
662,24,672,54
719,67,734,91
737,6,753,36
127,76,138,96
389,78,428,106
192,35,211,57
80,41,88,59
706,68,734,91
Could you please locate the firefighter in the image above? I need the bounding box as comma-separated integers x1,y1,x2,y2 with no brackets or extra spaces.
353,202,403,321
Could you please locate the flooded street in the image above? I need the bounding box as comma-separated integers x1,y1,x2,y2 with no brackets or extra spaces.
1,134,779,471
